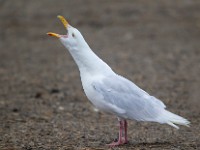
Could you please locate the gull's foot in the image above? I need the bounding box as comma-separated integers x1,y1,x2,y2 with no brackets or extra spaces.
122,137,128,144
106,140,127,148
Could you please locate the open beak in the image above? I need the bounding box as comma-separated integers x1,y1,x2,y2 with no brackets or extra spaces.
57,15,69,29
47,15,69,38
47,32,61,38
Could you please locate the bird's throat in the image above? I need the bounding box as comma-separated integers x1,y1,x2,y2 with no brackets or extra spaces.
66,44,111,77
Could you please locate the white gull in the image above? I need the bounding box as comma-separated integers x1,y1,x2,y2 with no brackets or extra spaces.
47,15,190,147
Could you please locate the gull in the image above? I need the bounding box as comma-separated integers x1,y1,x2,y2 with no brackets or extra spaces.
47,16,190,147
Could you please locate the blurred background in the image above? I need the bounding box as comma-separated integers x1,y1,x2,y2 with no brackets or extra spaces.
0,0,200,149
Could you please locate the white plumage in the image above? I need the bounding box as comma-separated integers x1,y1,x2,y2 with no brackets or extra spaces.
47,16,190,147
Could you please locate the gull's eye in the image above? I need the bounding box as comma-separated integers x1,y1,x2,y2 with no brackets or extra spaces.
72,33,75,37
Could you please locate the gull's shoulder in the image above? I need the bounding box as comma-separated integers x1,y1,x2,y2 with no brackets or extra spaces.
92,73,148,97
92,73,166,109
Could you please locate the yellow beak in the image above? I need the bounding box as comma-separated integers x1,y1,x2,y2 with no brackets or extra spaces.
47,15,69,38
57,15,69,29
47,32,61,38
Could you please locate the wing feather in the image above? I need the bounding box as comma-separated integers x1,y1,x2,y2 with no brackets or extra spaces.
92,74,166,121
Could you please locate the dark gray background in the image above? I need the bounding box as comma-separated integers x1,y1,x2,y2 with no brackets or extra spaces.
0,0,199,149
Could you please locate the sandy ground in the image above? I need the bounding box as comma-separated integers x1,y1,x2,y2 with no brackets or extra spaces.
0,0,200,149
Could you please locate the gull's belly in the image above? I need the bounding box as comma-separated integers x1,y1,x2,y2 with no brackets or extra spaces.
83,82,108,111
81,76,111,113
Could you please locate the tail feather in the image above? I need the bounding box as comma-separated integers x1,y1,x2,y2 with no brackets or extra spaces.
160,110,190,129
167,122,179,129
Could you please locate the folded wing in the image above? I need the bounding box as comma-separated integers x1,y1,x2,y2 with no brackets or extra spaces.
92,74,166,122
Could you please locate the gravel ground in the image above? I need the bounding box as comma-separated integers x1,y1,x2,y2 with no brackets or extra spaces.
0,0,200,149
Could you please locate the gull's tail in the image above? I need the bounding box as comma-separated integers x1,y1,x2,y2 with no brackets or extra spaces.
159,110,190,129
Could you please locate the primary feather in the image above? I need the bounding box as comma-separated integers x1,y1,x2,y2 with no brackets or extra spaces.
91,74,189,128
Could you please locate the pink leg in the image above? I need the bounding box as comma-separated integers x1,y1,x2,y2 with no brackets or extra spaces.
120,120,128,144
124,120,128,143
107,120,128,147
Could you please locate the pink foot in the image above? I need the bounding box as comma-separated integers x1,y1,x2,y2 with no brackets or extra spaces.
107,140,125,148
122,137,128,144
106,119,128,147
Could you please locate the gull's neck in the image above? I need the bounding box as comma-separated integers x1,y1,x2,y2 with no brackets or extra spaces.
66,40,113,76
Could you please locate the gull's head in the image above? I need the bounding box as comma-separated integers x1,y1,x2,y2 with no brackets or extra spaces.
47,15,85,50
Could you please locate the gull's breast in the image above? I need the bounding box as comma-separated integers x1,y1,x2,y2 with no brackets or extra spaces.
80,74,112,113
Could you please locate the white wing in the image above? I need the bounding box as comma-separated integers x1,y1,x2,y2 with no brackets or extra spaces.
92,74,166,122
